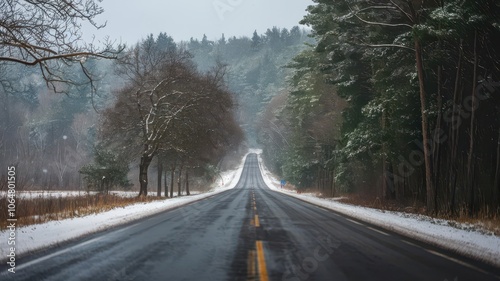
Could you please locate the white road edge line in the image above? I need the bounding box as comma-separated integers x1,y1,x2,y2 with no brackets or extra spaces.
401,240,420,248
15,236,104,271
345,218,364,226
1,223,136,275
425,249,495,276
367,226,390,236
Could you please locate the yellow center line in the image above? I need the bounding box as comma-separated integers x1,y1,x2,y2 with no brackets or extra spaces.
254,214,260,227
256,241,269,281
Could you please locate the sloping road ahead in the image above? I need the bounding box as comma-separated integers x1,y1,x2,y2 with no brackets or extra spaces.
2,154,499,280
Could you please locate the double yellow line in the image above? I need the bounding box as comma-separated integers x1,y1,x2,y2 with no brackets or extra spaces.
250,191,268,281
256,241,268,281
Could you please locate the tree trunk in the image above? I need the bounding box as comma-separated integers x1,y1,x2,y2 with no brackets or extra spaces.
170,166,175,198
157,159,162,197
316,166,321,191
381,109,388,199
330,170,335,198
331,149,336,198
414,39,435,214
433,6,444,214
138,153,153,197
186,169,190,196
177,164,183,197
164,168,169,198
449,40,463,215
433,64,443,212
467,30,478,216
494,128,500,210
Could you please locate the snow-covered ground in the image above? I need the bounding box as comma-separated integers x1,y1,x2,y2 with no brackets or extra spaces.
0,191,95,199
0,151,250,259
256,152,500,267
0,190,204,199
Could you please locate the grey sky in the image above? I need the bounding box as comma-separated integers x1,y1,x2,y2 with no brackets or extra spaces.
84,0,312,45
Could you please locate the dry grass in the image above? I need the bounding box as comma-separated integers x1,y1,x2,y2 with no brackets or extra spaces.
0,193,163,230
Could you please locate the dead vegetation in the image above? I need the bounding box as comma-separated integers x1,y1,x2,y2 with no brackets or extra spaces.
0,193,164,230
337,193,500,236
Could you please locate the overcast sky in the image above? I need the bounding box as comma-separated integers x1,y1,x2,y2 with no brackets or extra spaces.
84,0,312,45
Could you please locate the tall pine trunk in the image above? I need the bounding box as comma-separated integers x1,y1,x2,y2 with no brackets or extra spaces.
494,128,500,209
414,39,435,214
449,40,463,215
381,109,388,199
433,64,443,212
467,30,478,216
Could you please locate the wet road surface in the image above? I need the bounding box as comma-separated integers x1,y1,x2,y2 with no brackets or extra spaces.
1,154,499,280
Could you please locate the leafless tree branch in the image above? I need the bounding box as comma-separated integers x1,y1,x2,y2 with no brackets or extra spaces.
0,0,123,94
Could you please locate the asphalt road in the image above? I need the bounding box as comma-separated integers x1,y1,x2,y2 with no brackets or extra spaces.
2,153,499,281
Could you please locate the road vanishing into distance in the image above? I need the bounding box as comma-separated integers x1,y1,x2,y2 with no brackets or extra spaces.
2,154,500,281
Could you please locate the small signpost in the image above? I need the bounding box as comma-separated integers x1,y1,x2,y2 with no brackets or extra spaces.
280,179,286,189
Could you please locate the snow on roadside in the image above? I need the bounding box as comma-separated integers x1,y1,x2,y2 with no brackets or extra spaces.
0,191,98,199
0,152,250,259
0,190,204,199
256,152,500,267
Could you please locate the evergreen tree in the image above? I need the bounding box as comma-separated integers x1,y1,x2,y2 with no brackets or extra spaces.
271,0,500,217
251,30,262,50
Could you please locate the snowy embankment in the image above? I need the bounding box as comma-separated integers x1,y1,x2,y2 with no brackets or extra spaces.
0,152,250,259
0,189,205,199
255,152,500,267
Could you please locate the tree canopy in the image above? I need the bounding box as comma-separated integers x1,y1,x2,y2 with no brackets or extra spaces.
102,36,243,196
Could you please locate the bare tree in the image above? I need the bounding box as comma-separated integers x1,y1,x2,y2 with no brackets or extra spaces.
0,0,122,93
103,45,209,196
103,38,243,197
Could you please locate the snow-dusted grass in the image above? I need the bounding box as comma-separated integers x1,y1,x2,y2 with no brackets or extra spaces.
0,190,203,200
0,190,97,199
0,194,166,229
256,152,500,267
0,152,249,260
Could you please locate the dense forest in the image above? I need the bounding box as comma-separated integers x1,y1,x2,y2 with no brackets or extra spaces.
258,0,500,217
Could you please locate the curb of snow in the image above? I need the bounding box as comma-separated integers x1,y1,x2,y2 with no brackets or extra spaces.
255,152,500,268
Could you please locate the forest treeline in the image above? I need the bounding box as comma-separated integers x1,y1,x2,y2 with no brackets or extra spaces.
0,18,309,196
0,34,245,196
188,26,312,144
258,0,500,217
